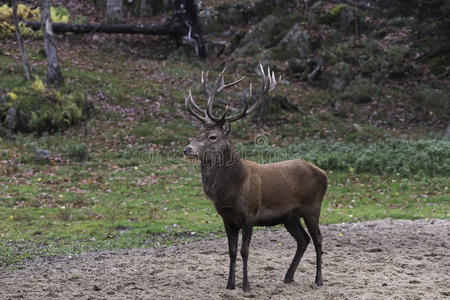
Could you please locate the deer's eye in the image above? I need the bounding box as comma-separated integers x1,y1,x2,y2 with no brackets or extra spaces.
209,135,217,141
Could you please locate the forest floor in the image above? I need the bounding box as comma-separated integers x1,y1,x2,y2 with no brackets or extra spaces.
1,218,449,300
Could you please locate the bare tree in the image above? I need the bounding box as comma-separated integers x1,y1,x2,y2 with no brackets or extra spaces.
40,0,64,87
11,0,31,81
106,0,123,24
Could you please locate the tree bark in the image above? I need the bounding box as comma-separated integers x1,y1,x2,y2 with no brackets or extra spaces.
11,0,31,81
174,0,206,60
40,0,64,87
106,0,123,24
24,21,184,35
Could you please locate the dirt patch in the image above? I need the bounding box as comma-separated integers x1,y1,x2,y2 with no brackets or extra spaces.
1,219,449,299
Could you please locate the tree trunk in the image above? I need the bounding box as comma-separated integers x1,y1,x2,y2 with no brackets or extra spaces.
12,0,31,81
174,0,206,60
24,21,184,35
106,0,123,24
40,0,64,87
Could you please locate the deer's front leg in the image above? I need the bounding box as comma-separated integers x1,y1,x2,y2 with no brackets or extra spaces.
241,222,253,292
224,223,238,290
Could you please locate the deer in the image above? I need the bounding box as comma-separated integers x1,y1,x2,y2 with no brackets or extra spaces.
183,64,328,292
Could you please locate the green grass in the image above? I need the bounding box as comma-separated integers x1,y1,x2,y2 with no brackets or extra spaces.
0,34,448,269
1,140,448,267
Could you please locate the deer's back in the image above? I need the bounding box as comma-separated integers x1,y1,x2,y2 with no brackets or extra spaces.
243,159,327,225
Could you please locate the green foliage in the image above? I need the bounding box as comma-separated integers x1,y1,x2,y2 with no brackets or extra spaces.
358,40,413,80
416,0,450,41
0,4,69,39
317,4,348,24
410,86,450,120
0,80,91,134
58,142,89,161
338,77,381,102
245,138,450,176
50,6,70,23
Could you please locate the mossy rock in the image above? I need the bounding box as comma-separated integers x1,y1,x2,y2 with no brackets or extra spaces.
321,62,353,91
0,86,92,134
269,24,313,60
240,12,302,48
316,4,366,34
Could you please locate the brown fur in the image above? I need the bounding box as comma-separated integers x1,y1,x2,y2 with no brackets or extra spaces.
184,124,328,291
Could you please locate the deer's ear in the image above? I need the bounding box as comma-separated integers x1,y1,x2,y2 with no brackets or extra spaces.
223,121,231,136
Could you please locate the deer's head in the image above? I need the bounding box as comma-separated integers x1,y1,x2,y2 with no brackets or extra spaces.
183,64,278,162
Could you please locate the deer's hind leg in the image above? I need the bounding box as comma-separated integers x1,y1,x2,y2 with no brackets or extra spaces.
283,218,310,284
304,215,323,286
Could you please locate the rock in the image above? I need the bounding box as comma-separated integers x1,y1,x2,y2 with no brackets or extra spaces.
4,107,17,130
16,110,30,131
322,62,353,91
269,24,313,60
240,15,285,49
206,40,226,59
231,42,263,57
287,58,308,74
316,4,364,34
36,149,51,159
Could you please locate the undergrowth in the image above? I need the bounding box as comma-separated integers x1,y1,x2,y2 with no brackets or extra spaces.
241,138,450,176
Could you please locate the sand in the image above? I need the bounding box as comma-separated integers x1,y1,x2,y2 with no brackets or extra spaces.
1,218,449,300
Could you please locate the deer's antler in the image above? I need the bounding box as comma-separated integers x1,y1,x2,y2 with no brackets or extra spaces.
185,64,278,124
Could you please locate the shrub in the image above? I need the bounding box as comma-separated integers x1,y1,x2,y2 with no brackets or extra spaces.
0,4,70,39
0,77,92,134
243,138,450,176
58,142,89,161
410,86,450,121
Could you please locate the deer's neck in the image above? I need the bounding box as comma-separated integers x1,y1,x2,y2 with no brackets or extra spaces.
200,148,245,207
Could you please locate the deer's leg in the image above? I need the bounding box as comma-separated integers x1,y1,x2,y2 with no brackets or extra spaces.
241,222,253,292
283,218,310,284
224,223,239,290
304,216,323,286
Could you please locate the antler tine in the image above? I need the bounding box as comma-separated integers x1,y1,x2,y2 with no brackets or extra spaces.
225,83,252,122
218,105,229,121
190,64,277,125
201,70,210,98
186,89,210,124
217,75,246,93
189,89,207,115
206,67,245,123
243,64,277,116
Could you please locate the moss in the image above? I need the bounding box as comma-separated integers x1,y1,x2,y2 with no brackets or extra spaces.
317,4,347,25
0,84,91,134
316,3,366,33
426,55,450,75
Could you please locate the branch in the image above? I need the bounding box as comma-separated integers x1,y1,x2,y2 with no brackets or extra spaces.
23,21,185,36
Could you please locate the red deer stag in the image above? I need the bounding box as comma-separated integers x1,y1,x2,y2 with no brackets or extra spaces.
183,65,328,292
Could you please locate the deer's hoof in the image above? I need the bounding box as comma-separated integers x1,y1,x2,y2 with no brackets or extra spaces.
283,277,294,284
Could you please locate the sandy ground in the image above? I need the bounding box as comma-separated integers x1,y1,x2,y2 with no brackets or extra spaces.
1,219,449,300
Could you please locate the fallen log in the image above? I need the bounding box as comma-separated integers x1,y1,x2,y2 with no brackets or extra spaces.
23,21,184,36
